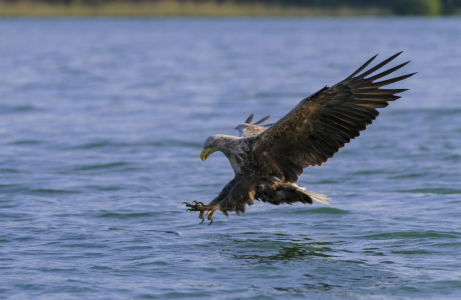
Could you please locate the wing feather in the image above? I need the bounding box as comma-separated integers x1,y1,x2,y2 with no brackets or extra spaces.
235,115,272,138
244,53,415,183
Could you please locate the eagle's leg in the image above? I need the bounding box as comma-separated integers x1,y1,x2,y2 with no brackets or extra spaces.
183,201,218,225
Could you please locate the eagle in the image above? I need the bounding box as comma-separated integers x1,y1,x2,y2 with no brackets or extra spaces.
183,52,415,225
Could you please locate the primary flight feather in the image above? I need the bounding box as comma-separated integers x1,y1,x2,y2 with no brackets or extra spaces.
184,52,415,224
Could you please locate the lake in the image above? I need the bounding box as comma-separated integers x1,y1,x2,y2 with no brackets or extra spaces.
0,17,460,299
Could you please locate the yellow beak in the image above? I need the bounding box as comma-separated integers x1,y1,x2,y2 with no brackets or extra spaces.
200,147,215,161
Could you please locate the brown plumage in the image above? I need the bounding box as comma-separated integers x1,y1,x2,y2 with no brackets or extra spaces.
184,52,415,224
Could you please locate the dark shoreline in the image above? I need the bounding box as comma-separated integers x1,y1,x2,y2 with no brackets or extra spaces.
0,2,393,17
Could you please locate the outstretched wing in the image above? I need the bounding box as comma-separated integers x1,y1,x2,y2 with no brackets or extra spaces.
235,114,273,138
245,52,416,183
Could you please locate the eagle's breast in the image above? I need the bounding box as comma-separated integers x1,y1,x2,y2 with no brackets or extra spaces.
223,139,250,175
228,155,243,174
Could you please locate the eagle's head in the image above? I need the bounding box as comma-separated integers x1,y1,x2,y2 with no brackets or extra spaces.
200,135,240,161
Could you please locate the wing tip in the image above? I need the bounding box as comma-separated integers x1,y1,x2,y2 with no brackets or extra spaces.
244,114,254,124
253,115,271,125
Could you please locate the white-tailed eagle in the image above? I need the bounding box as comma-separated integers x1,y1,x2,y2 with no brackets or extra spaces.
184,52,415,224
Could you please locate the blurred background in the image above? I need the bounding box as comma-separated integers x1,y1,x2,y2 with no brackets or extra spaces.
1,2,461,300
1,0,461,16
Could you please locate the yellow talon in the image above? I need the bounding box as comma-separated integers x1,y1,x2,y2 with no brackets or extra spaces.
183,201,216,225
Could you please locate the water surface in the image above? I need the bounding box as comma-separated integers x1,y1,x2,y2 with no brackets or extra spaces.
0,18,461,299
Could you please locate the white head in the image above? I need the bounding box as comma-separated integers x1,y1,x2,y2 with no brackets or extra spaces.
200,134,240,161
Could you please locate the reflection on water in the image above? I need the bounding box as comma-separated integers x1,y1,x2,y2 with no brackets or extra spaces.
231,239,336,261
220,233,413,296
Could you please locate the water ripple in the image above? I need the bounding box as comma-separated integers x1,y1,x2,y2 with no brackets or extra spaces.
1,18,460,300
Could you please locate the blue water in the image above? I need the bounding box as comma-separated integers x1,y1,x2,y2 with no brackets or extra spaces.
1,18,461,299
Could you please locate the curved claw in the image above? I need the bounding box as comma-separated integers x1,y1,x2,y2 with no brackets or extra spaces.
182,202,188,205
186,209,191,212
199,218,205,224
208,219,213,225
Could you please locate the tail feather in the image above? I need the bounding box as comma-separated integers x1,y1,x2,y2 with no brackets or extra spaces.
301,190,331,205
293,184,330,205
256,181,331,206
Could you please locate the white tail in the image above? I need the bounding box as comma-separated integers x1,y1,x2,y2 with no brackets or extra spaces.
302,191,331,205
292,184,330,205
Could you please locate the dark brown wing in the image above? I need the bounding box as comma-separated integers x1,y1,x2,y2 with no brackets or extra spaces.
244,52,416,183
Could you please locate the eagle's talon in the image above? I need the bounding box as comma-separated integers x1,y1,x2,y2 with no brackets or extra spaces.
183,202,217,224
208,219,213,225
